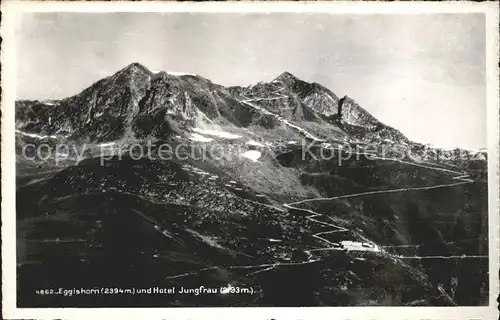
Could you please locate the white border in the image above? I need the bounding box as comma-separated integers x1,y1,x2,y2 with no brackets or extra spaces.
2,2,499,319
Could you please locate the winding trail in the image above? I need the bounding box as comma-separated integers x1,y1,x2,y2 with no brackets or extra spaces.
163,126,484,280
288,179,473,208
164,169,481,281
284,159,476,259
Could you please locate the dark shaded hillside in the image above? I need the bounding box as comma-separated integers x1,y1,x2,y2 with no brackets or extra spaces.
18,154,456,307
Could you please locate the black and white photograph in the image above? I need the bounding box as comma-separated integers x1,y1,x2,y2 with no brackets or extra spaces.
2,2,499,319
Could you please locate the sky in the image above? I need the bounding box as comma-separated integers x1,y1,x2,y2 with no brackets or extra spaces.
15,12,487,149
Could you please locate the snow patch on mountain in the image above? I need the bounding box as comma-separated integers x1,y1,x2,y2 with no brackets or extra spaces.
16,130,58,140
340,241,380,252
167,71,197,77
242,150,262,162
99,141,117,148
41,100,59,106
246,140,265,147
189,133,213,142
193,127,241,140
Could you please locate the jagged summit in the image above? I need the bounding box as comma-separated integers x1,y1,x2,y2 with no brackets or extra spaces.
117,63,199,79
117,62,153,77
272,71,301,85
275,71,297,79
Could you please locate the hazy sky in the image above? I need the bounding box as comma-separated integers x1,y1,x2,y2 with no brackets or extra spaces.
16,13,486,149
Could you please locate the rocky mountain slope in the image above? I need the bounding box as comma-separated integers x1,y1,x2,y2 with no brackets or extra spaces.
15,63,488,307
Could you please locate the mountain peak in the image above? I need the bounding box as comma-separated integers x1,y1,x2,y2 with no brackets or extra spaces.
117,62,153,77
272,71,300,84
